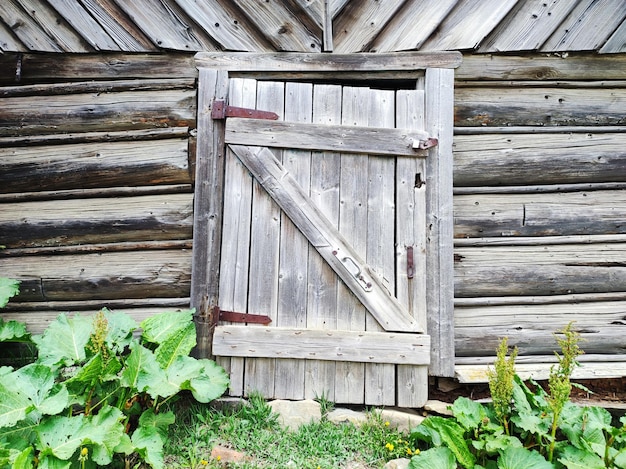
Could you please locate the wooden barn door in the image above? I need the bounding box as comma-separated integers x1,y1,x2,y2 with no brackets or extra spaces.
192,53,459,407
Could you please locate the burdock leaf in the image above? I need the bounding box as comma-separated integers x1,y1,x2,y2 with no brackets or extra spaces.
33,314,92,367
0,278,20,308
409,447,456,469
140,310,194,345
186,359,229,403
498,446,554,469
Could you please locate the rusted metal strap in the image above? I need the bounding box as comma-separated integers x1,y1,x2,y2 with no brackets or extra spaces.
211,306,272,325
211,100,279,120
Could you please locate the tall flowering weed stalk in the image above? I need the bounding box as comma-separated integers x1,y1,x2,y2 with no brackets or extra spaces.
0,306,229,468
408,323,626,469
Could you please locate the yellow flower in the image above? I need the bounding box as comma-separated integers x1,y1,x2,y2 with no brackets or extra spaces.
406,448,413,455
385,443,394,452
80,448,88,457
384,421,390,427
200,459,208,466
216,455,221,461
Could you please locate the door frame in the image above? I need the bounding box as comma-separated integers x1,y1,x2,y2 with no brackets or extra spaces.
191,51,461,377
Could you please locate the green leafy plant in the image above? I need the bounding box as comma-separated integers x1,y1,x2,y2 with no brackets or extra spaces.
408,323,626,469
0,308,229,468
0,277,20,309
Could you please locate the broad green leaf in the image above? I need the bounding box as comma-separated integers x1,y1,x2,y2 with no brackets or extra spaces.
497,446,554,469
101,309,137,353
557,445,605,469
33,314,93,367
0,278,20,308
13,364,69,416
409,447,456,469
421,416,475,469
132,425,165,469
484,434,523,454
410,422,443,446
10,446,34,469
186,359,230,403
78,405,126,465
0,316,29,342
37,415,84,460
511,410,550,436
0,380,31,428
120,343,168,398
452,396,486,431
164,355,203,392
614,449,626,468
154,322,196,369
140,310,194,345
138,409,175,439
37,455,72,469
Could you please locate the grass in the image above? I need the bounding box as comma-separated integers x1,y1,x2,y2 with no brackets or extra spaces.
163,393,413,468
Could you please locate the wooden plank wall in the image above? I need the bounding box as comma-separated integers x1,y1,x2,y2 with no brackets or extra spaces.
452,54,626,380
1,51,625,384
0,53,197,333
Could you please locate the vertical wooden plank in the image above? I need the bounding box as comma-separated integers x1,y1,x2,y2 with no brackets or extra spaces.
365,88,396,406
274,81,313,399
335,86,368,404
425,68,455,377
396,88,429,407
244,80,285,397
304,84,342,401
217,77,256,395
190,67,229,358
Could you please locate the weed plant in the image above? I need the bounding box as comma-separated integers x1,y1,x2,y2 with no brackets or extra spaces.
408,323,626,469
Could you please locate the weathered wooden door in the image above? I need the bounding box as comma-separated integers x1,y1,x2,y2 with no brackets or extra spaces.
192,53,459,407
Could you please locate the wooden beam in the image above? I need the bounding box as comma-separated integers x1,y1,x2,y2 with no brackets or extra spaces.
190,68,229,358
225,118,429,156
195,51,463,71
425,68,456,377
456,362,626,384
213,326,430,365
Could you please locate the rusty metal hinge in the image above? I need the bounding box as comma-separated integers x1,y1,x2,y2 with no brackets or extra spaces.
211,306,272,325
211,100,279,120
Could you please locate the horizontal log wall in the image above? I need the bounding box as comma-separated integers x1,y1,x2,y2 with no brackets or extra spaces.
453,54,626,363
0,53,197,334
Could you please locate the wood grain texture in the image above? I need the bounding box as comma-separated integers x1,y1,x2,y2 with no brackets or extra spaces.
0,0,62,52
225,118,429,156
332,0,405,53
1,250,191,302
216,77,256,395
214,326,430,365
455,243,626,297
456,54,626,81
47,0,121,51
480,0,577,53
372,0,458,52
274,81,312,400
425,68,456,377
0,138,191,193
421,0,518,51
304,83,342,401
541,0,626,52
0,53,197,84
195,51,463,71
233,0,321,52
453,132,626,187
189,68,229,358
0,89,196,136
242,80,285,397
455,86,626,127
454,190,626,238
395,88,429,407
0,193,192,248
